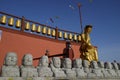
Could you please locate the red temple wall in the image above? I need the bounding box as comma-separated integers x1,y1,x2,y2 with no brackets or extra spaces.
0,27,81,67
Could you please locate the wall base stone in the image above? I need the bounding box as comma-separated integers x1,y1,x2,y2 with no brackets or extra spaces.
0,77,120,80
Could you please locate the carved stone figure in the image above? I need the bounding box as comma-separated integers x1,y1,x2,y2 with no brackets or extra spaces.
90,61,103,78
117,63,120,70
73,58,83,68
105,62,117,77
62,58,76,78
50,57,66,77
20,54,38,77
1,52,20,77
83,60,90,73
112,62,120,77
98,61,111,78
82,60,96,78
80,25,98,61
73,58,87,78
37,55,53,77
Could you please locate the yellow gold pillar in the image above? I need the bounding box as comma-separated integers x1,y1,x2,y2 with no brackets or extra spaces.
47,28,51,36
52,29,56,37
31,24,36,32
63,32,67,39
42,27,47,34
58,31,62,38
25,22,30,30
68,33,72,40
8,17,14,26
37,25,41,33
0,15,7,24
73,34,77,41
77,35,81,41
15,19,21,28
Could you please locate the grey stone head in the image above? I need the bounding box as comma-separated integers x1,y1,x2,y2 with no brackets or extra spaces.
73,58,82,68
4,52,17,66
52,57,61,68
39,55,49,67
112,62,119,70
98,61,104,68
82,60,90,68
117,63,120,70
105,62,112,69
90,61,98,69
62,58,72,69
22,54,33,66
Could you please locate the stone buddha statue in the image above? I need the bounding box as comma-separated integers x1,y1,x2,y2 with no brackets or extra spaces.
82,60,96,78
37,55,53,77
82,60,90,73
80,25,98,62
72,58,87,78
98,61,111,78
105,62,117,77
90,61,103,78
1,52,20,77
50,57,66,77
20,54,38,77
62,58,76,78
112,62,120,77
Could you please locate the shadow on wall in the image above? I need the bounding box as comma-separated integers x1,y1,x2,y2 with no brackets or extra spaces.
33,41,75,61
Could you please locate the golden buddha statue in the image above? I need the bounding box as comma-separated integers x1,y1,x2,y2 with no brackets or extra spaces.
80,25,98,62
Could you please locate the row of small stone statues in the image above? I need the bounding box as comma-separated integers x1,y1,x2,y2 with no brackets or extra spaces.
0,52,120,78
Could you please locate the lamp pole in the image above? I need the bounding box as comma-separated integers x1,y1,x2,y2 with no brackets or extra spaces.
78,3,83,33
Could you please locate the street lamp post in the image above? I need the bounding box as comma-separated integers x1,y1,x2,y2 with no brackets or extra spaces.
78,3,83,34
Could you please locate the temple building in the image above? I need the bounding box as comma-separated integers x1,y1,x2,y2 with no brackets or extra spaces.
0,11,120,80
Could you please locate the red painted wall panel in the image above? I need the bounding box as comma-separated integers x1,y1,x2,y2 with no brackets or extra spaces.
0,27,81,67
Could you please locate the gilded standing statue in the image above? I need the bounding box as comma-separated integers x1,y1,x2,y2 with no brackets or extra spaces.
80,25,98,62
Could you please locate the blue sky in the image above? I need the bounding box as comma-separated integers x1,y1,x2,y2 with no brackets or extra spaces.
0,0,120,62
